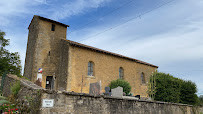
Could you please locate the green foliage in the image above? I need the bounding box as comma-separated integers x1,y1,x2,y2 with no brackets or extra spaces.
148,72,156,100
198,95,203,106
0,95,7,100
153,72,181,103
149,72,199,105
180,80,198,105
0,95,18,113
16,91,41,113
109,79,131,94
0,30,22,77
10,81,21,96
0,95,10,105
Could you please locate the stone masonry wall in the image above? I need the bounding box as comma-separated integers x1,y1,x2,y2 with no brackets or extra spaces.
23,17,39,81
68,45,157,97
40,92,199,114
2,74,202,114
24,15,67,91
2,74,44,113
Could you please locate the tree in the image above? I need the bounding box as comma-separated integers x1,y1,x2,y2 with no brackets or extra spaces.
198,95,203,106
109,79,131,95
152,72,181,103
180,80,198,105
148,72,199,105
0,30,22,77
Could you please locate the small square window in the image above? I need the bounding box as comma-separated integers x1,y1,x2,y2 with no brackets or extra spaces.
51,24,55,31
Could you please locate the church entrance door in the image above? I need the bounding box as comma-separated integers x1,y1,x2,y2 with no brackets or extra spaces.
46,76,54,90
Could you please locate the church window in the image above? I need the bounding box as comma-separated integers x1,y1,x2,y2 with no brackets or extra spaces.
141,72,145,84
51,24,55,31
88,61,94,76
119,67,124,79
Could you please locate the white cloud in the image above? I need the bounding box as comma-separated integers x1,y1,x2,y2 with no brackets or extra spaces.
0,0,46,26
50,0,111,20
75,0,203,64
1,0,202,94
71,0,203,93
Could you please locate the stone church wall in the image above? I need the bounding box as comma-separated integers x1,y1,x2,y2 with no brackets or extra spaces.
68,45,157,97
2,74,201,114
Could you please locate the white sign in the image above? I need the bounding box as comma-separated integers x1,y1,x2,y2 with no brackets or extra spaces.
42,99,54,108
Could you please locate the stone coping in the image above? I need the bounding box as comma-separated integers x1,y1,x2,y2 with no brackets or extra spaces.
6,74,193,107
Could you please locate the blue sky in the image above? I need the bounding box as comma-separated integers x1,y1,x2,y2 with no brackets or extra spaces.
0,0,203,95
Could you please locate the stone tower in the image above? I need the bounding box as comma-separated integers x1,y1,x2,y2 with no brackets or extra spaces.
24,15,69,90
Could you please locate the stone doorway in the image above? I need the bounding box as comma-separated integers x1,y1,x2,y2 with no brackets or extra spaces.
46,76,54,90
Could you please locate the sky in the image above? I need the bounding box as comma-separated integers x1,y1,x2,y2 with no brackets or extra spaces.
0,0,203,96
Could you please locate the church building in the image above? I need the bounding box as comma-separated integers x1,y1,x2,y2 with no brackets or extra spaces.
24,15,158,97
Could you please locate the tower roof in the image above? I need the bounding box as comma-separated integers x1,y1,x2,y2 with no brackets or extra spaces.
28,15,69,29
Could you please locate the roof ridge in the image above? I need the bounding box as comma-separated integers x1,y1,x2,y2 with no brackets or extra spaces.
28,15,69,29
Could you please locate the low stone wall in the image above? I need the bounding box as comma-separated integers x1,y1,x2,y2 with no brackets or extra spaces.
41,92,195,114
2,74,44,113
200,107,203,113
2,74,202,114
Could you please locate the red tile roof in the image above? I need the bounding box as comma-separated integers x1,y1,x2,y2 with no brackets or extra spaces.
63,39,158,68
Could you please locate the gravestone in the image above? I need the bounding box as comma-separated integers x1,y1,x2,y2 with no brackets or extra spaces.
111,86,123,97
89,82,101,95
104,87,111,96
135,95,140,99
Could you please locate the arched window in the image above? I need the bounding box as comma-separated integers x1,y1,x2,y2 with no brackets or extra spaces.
119,67,124,79
141,72,145,84
88,61,94,76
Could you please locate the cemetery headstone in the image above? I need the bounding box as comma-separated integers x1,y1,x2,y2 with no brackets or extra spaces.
89,82,101,95
111,86,123,97
104,87,111,96
135,95,140,99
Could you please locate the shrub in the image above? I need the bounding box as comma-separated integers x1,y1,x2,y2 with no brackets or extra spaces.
10,81,21,96
0,95,18,113
109,79,131,94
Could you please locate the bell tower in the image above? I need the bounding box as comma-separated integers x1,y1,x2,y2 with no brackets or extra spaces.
24,15,69,90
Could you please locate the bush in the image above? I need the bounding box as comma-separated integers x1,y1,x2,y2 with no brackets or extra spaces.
109,79,131,94
0,95,18,113
10,81,21,96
